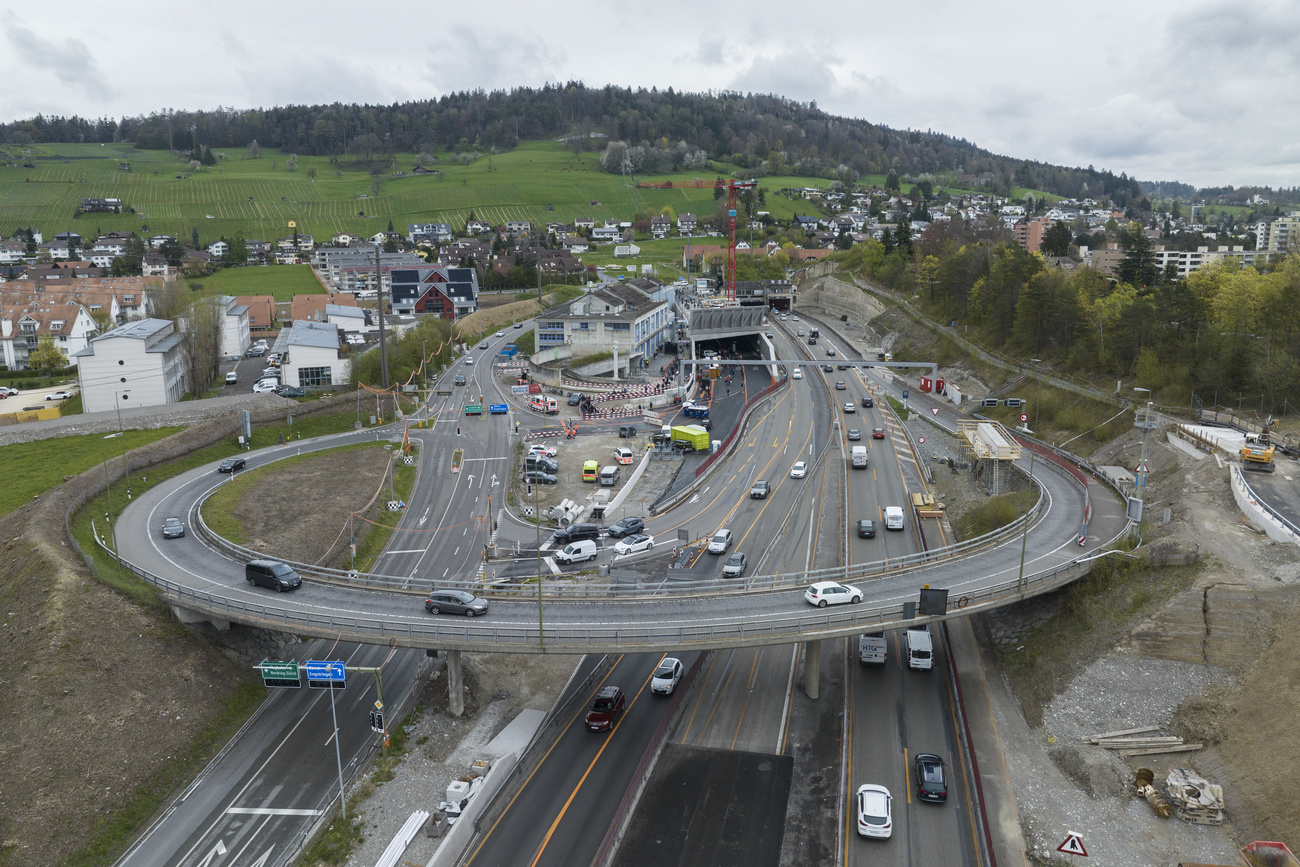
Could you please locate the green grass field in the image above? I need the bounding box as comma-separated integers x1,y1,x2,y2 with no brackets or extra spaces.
1,141,859,244
183,264,322,300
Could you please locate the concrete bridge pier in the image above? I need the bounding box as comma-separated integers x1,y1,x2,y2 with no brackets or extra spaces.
803,639,821,699
447,649,464,716
171,605,230,632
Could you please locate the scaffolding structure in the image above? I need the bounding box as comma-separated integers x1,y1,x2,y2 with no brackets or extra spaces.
957,420,1023,495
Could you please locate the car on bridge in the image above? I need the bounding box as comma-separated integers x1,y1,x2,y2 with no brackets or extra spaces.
749,479,770,499
651,658,682,695
857,519,876,538
861,396,874,408
790,461,807,479
161,517,185,539
612,534,654,556
821,364,833,372
607,517,646,538
424,590,490,617
835,381,846,390
722,552,747,577
585,685,626,731
218,457,246,473
873,427,886,439
791,368,802,379
804,581,862,607
454,374,466,386
707,529,733,553
844,402,856,413
856,784,893,838
847,429,861,441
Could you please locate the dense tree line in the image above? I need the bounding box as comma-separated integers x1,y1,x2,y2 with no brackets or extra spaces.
4,84,1146,202
840,218,1300,415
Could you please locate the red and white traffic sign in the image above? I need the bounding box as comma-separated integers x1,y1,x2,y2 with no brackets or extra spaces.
917,436,925,444
1057,832,1087,856
931,407,940,416
1020,413,1028,422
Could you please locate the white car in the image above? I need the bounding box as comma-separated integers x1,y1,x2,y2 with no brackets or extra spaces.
856,784,892,838
844,403,856,413
464,356,474,365
252,380,279,394
612,534,655,556
792,368,803,380
790,461,807,479
527,444,558,458
651,657,683,695
46,390,75,400
804,581,863,607
791,315,800,321
495,331,505,338
707,529,733,554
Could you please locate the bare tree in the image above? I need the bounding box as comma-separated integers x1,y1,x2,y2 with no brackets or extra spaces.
179,298,224,398
147,277,187,320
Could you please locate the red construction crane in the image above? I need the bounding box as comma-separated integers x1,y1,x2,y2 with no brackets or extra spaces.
636,178,758,301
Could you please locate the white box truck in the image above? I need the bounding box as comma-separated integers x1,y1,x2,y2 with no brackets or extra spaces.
851,446,868,468
906,627,933,670
858,634,887,666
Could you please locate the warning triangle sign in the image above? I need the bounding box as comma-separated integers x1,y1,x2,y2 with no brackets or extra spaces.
1057,832,1087,856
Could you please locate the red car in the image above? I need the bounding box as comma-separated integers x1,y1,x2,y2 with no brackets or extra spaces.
585,685,626,732
872,428,886,439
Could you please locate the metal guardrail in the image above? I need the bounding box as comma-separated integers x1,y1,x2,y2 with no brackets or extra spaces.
106,528,1106,653
1235,466,1300,538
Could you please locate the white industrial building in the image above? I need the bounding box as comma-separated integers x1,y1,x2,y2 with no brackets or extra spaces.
280,320,350,388
73,319,188,413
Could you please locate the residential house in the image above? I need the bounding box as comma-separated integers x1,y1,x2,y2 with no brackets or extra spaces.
325,303,367,333
80,197,125,213
650,216,672,239
0,240,26,264
74,318,188,413
574,217,596,230
564,237,591,254
0,302,97,370
280,320,350,389
236,295,278,333
207,240,229,259
465,219,492,235
290,293,359,323
407,223,454,245
533,279,672,375
142,254,172,277
505,221,531,237
181,249,212,275
677,214,698,235
390,265,479,317
331,232,358,247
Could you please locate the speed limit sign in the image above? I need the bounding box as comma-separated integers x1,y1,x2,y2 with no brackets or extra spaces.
1020,414,1028,422
917,436,925,444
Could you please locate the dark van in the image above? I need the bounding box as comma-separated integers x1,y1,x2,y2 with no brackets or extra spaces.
553,522,601,545
246,559,302,592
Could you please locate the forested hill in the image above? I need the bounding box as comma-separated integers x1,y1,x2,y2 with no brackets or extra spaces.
2,83,1143,204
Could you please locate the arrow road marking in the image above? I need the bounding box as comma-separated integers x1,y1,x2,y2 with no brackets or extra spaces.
196,841,227,867
419,506,430,526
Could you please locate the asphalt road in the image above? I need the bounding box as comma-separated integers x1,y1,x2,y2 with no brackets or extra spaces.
114,641,425,867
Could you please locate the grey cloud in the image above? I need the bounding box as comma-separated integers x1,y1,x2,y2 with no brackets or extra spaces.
4,16,114,100
421,28,567,94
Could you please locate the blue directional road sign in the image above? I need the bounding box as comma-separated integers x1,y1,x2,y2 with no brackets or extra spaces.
306,659,346,690
489,404,508,414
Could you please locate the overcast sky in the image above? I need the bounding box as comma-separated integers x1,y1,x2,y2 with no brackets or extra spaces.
3,0,1297,191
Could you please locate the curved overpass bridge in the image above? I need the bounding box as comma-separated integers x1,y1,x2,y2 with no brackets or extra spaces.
111,375,1129,654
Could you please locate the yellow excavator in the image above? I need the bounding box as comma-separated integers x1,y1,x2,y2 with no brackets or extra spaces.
1240,416,1276,472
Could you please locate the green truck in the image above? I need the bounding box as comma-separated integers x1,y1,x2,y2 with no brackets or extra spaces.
670,424,710,451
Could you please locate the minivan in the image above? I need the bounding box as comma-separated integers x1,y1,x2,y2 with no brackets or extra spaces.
553,522,600,545
554,539,598,564
906,627,933,670
582,460,599,482
245,559,302,592
225,371,238,385
884,506,905,530
599,465,620,486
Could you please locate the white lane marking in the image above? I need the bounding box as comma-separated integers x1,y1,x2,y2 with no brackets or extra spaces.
225,807,323,816
386,549,426,555
419,506,431,526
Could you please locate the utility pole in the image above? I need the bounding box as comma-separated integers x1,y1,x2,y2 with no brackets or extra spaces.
375,243,390,388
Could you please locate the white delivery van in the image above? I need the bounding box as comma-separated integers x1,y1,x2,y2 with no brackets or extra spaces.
858,633,887,666
906,627,933,670
884,506,905,530
851,446,868,468
599,465,620,486
554,540,598,564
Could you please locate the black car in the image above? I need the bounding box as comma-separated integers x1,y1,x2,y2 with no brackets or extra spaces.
837,364,850,370
915,754,948,802
861,396,874,408
618,425,637,438
857,519,876,538
523,471,557,485
276,385,307,398
553,522,601,545
567,391,583,406
161,517,186,539
424,589,490,617
821,363,834,372
218,457,246,473
607,517,645,538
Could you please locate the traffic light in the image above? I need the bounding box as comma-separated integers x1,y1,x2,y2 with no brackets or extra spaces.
369,711,384,733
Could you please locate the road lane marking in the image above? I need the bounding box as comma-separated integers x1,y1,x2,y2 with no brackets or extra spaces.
224,807,323,816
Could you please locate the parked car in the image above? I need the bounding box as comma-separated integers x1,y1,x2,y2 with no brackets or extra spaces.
218,457,246,473
424,589,489,617
804,581,863,607
707,528,733,554
618,425,637,438
0,386,18,396
612,534,655,556
722,551,747,577
261,367,281,378
585,685,626,731
46,390,75,400
790,461,807,479
857,519,876,538
567,391,583,406
245,347,264,357
523,471,557,485
161,516,185,538
276,385,307,398
650,658,683,695
252,381,278,394
607,517,645,538
526,444,558,458
856,784,893,838
914,754,948,802
873,427,886,439
847,429,861,441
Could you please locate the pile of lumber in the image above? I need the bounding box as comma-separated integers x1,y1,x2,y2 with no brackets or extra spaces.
1082,725,1203,757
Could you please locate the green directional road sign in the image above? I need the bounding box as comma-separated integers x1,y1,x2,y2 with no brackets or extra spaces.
259,660,301,688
